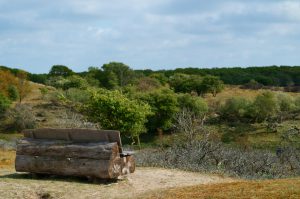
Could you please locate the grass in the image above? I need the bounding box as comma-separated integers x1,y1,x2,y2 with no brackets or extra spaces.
0,133,23,141
143,178,300,199
205,86,300,104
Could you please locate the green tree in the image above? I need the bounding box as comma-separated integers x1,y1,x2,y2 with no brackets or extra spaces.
85,89,152,147
169,73,203,94
138,88,179,135
101,62,135,88
149,73,168,85
201,75,224,97
63,75,88,90
49,65,74,77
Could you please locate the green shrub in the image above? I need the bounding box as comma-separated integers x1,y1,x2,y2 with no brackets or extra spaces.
277,93,296,112
294,96,300,111
220,97,252,122
65,88,91,104
0,93,11,116
177,93,208,118
39,87,49,99
7,85,19,101
63,75,88,90
250,91,279,122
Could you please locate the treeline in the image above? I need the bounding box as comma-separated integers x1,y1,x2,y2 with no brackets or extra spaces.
150,66,300,87
3,64,300,87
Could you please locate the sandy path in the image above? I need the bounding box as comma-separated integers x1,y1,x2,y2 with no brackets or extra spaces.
0,167,234,199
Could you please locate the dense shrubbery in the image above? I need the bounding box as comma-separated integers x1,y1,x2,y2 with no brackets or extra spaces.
169,73,224,96
219,91,300,123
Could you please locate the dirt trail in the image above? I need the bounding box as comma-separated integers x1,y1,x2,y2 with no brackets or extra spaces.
0,167,235,199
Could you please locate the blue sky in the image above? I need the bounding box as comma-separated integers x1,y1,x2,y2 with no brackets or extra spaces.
1,0,300,73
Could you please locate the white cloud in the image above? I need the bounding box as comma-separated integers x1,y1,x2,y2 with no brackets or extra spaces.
0,0,300,72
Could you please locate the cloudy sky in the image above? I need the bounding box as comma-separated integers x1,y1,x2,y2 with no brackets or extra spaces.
1,0,300,73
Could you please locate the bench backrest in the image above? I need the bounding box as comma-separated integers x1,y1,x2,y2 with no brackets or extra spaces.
22,128,123,153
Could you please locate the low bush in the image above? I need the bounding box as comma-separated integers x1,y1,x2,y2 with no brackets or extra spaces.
136,137,300,179
4,104,36,131
0,94,11,117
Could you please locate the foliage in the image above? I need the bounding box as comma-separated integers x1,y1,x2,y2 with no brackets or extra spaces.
0,94,11,117
133,77,162,92
295,96,300,111
201,75,224,97
0,69,17,97
177,94,208,118
219,97,252,122
149,73,168,85
46,75,88,90
39,87,49,99
28,73,48,84
84,89,152,142
137,88,179,132
7,85,19,101
241,79,263,90
64,88,91,104
169,73,202,94
49,65,74,77
250,91,279,122
150,66,300,87
277,93,296,112
62,75,88,90
101,62,135,88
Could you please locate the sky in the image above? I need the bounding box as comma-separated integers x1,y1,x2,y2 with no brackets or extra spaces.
0,0,300,73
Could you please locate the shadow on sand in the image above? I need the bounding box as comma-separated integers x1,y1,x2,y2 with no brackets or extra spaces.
0,172,119,185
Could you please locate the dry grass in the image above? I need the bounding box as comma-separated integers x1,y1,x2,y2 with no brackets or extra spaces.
205,86,300,106
143,178,300,199
0,150,15,169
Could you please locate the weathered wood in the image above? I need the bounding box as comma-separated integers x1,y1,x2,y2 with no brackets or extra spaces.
16,128,136,179
16,139,119,160
121,156,136,175
15,155,122,179
23,128,123,153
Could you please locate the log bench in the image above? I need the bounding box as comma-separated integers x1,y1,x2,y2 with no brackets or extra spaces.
15,128,135,180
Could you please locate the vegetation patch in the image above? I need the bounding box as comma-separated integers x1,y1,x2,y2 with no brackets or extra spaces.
142,178,300,199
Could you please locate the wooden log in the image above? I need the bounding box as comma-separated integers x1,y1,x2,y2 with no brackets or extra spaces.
23,128,123,153
15,155,122,179
16,139,119,160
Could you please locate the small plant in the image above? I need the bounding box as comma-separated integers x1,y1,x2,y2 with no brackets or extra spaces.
39,87,49,99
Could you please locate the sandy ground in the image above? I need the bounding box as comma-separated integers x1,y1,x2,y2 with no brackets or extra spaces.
0,167,234,199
